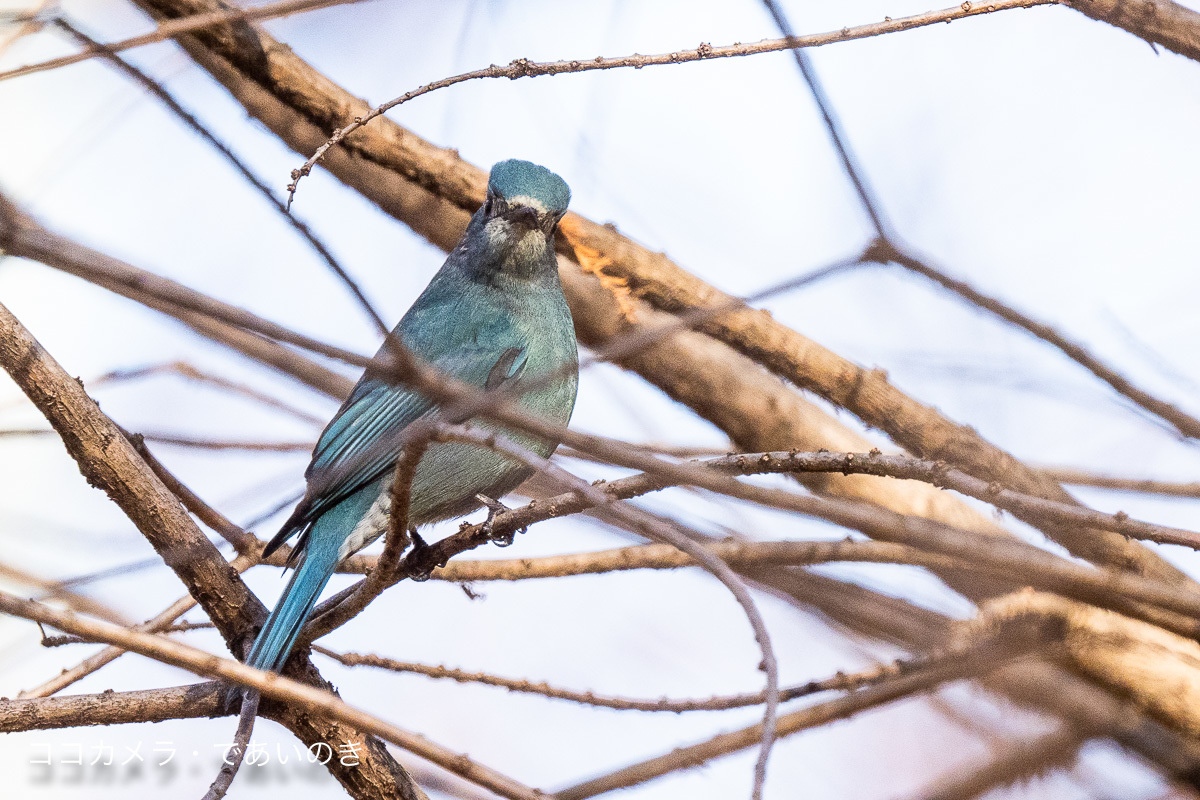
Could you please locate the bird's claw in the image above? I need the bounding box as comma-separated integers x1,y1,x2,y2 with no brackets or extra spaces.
476,494,518,547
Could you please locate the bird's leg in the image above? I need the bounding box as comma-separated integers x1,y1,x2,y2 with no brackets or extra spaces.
475,494,520,547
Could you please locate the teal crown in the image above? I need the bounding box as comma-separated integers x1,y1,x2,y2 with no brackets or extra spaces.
488,159,571,216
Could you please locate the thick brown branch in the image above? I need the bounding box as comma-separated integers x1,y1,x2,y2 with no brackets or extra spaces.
0,300,423,799
0,299,263,648
1064,0,1200,63
0,683,226,732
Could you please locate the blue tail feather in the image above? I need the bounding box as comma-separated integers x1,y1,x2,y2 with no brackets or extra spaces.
246,526,342,673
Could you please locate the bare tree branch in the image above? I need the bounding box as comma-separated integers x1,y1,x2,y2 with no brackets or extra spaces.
0,682,227,732
314,644,1012,714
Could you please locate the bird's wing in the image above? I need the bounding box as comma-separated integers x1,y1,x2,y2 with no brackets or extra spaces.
263,336,528,558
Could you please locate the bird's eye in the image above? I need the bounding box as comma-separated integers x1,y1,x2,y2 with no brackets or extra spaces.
483,198,493,215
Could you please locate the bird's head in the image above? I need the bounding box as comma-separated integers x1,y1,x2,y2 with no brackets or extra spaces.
473,160,570,278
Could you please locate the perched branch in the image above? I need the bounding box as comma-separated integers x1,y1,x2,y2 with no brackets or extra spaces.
302,438,425,640
431,424,781,800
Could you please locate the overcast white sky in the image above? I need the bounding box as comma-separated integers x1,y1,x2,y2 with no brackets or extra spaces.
2,1,1199,798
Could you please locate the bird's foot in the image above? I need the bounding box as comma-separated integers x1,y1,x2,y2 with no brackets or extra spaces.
407,530,438,582
476,494,520,547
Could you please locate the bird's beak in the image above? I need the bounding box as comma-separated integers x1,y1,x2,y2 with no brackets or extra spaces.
504,205,540,230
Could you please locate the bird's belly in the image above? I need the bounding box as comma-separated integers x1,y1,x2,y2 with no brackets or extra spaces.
335,427,554,560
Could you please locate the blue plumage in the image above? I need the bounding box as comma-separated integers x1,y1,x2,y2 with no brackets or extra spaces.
246,160,578,673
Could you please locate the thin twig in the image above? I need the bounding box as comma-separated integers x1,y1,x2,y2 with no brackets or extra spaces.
760,0,889,235
4,426,314,452
91,361,325,424
316,645,982,713
908,725,1088,800
761,0,1200,440
877,245,1200,441
285,0,1054,205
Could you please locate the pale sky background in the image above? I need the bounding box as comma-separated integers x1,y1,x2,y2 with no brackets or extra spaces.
1,1,1199,798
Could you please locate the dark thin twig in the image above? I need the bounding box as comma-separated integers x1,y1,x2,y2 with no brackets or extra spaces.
760,0,889,236
51,17,389,336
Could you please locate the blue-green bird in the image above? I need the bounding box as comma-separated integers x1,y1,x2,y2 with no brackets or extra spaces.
246,160,578,673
